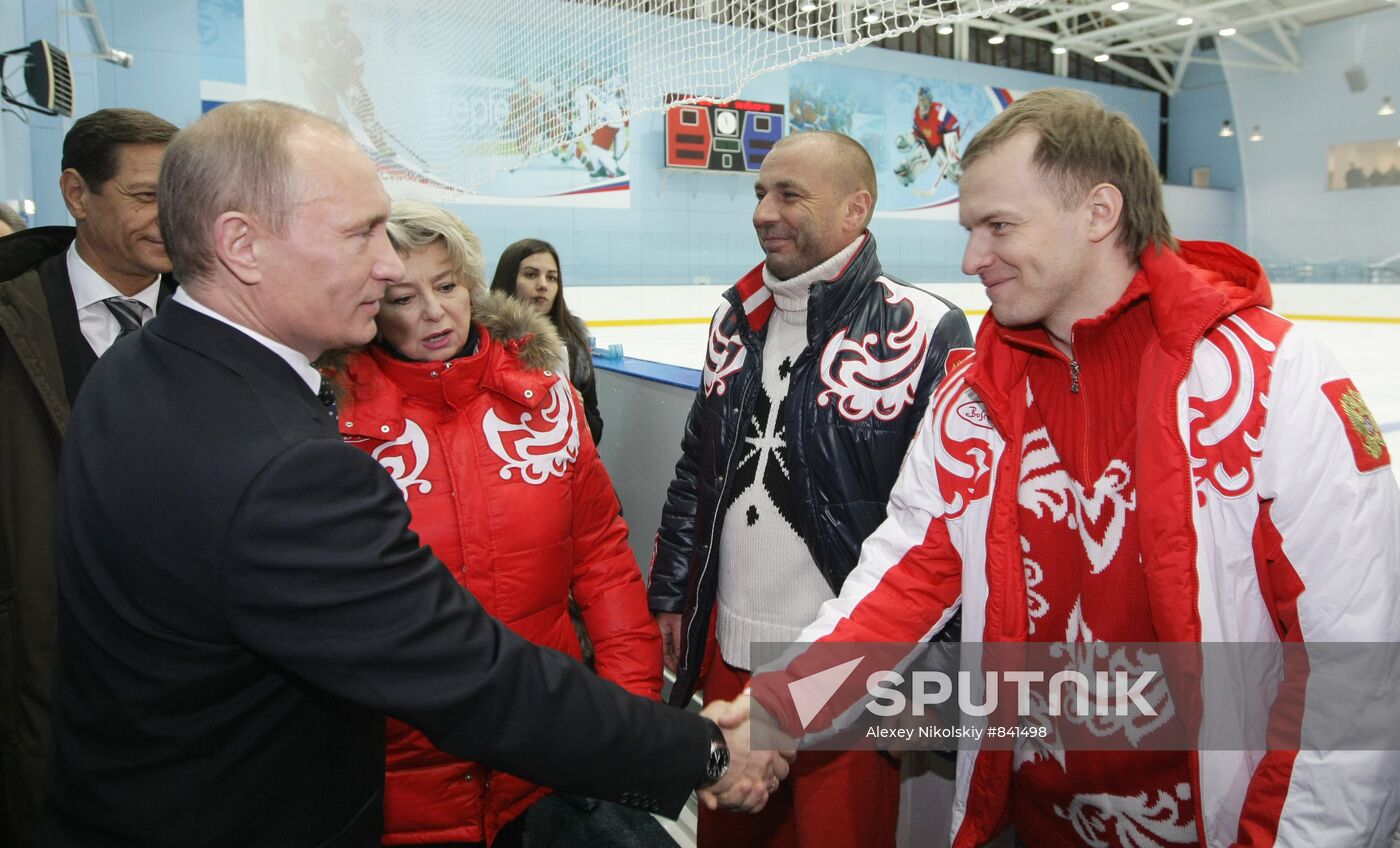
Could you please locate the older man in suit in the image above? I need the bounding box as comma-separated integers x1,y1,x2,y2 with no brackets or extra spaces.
0,107,177,848
41,100,787,847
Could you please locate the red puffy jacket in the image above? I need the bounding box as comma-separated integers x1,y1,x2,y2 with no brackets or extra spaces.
337,292,661,845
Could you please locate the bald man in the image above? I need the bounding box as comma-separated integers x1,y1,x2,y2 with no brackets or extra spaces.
648,131,973,847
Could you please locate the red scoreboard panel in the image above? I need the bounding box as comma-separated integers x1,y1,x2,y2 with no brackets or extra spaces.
664,96,786,173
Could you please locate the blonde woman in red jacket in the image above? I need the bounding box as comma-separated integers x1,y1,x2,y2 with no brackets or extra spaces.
331,201,661,847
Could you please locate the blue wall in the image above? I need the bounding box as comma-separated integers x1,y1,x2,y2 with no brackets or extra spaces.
1166,50,1242,192
4,0,1233,286
0,0,31,220
0,0,202,227
1223,6,1400,264
453,42,1158,287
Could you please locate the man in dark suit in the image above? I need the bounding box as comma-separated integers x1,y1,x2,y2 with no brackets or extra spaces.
41,100,787,847
0,107,177,848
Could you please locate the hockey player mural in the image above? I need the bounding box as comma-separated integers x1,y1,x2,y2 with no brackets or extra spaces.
786,63,1018,219
894,86,964,194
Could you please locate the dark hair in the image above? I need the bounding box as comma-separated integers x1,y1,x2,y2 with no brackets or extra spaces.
61,108,178,193
490,238,592,385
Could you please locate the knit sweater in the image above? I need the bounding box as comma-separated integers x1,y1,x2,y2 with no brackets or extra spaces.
715,239,863,670
1007,276,1196,847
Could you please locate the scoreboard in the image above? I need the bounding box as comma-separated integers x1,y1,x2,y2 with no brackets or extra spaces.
664,96,786,172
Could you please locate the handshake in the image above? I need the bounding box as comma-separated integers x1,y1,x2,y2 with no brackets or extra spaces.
696,693,796,813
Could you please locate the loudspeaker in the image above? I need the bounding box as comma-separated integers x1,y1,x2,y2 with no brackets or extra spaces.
1345,64,1368,93
0,40,75,118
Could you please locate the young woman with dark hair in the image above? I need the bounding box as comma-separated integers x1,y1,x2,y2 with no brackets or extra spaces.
489,238,603,444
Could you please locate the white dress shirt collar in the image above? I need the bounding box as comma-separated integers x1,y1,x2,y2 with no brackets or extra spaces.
171,287,322,394
67,242,162,314
67,242,163,357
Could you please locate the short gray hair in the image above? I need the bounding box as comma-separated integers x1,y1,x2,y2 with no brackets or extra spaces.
0,204,25,234
158,100,345,282
385,201,486,299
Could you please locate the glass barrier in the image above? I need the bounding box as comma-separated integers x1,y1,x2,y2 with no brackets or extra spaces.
1261,260,1400,285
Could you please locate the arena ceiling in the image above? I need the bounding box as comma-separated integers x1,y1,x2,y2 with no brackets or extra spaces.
856,0,1399,94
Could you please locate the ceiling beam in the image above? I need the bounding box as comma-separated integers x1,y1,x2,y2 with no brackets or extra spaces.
1189,55,1300,71
1070,49,1174,93
1000,0,1118,30
1058,0,1264,42
1231,0,1381,29
1170,30,1197,92
1219,27,1300,71
1268,17,1301,65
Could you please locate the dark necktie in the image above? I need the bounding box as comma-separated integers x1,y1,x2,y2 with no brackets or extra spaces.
104,297,146,341
317,377,339,423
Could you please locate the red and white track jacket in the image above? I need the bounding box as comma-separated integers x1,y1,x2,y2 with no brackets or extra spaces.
777,241,1400,847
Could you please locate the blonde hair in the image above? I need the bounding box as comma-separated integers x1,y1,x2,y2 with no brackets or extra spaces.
961,88,1175,257
159,100,343,282
385,200,486,299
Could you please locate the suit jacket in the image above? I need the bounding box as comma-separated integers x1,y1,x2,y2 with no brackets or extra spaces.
0,227,173,848
41,301,708,847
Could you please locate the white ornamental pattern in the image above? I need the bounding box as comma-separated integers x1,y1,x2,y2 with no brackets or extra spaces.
1056,783,1198,848
816,278,934,422
702,319,747,398
1018,427,1136,575
1013,600,1176,769
370,419,433,501
1022,535,1049,636
1051,600,1175,746
1185,312,1284,506
483,377,579,484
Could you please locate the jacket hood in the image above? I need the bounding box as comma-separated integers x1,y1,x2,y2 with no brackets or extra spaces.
471,289,564,373
0,226,75,282
1140,239,1271,355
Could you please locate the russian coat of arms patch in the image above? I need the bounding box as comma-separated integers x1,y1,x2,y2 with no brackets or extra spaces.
1322,378,1390,472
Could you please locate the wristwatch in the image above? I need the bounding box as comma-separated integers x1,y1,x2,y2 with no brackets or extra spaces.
699,718,730,788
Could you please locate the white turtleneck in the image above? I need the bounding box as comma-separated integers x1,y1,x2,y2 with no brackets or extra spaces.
715,235,865,670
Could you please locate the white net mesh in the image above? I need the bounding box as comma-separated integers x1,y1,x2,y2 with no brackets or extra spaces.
245,0,1040,195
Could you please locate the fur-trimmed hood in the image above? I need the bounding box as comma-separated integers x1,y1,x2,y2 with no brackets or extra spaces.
470,289,566,374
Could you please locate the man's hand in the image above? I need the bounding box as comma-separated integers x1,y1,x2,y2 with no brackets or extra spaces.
655,612,681,673
697,694,796,813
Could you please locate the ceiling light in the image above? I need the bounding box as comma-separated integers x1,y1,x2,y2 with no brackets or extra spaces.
799,1,817,11
863,11,881,23
1177,16,1193,26
988,32,1006,45
1110,1,1130,11
1094,52,1111,62
1218,26,1237,37
1381,96,1396,116
1219,119,1234,138
1052,44,1068,55
936,23,954,35
1249,125,1263,142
